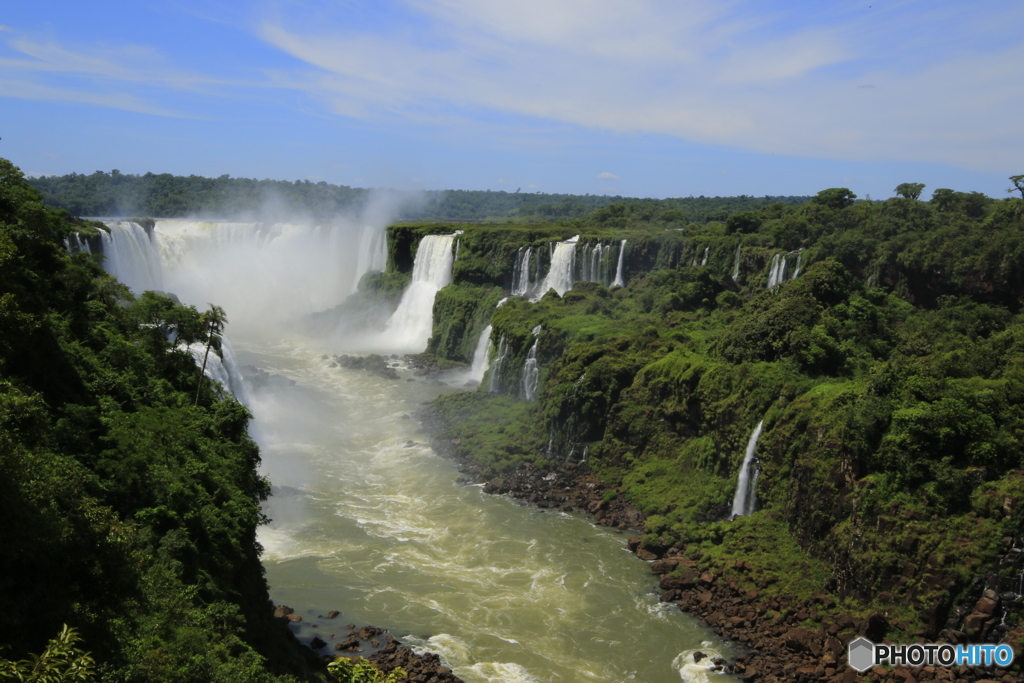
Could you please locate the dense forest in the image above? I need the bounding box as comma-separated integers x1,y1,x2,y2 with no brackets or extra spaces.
373,183,1024,678
26,170,808,224
0,159,321,681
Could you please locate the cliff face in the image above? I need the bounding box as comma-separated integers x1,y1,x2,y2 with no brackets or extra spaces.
408,192,1024,669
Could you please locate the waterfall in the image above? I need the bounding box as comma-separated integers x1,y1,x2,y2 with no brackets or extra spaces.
536,236,578,299
577,242,609,286
100,221,165,293
467,324,493,384
766,253,786,289
488,335,509,392
521,325,542,401
612,239,627,287
188,336,250,404
731,244,742,280
512,247,536,297
700,247,709,266
766,251,804,289
731,420,765,518
382,232,460,353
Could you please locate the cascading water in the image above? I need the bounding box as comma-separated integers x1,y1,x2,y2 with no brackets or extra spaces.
731,244,742,280
467,324,493,384
488,334,509,393
700,247,709,267
521,324,542,401
535,236,578,299
100,220,165,293
577,242,609,286
188,337,250,404
92,215,741,683
731,420,765,518
766,250,803,289
612,239,627,287
512,246,536,297
381,232,460,353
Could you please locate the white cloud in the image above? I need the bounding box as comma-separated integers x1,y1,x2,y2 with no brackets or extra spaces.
597,172,620,181
256,0,1024,172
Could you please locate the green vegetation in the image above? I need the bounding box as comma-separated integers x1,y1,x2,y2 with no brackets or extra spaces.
28,170,808,223
0,158,323,681
422,183,1024,642
327,658,406,683
0,626,96,682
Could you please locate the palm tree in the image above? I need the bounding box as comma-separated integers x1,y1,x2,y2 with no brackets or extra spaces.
194,304,227,406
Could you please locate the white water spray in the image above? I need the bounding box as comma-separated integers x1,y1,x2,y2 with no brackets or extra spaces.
731,244,742,280
731,420,764,518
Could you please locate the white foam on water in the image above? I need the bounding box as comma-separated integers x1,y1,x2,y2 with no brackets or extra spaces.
673,642,730,683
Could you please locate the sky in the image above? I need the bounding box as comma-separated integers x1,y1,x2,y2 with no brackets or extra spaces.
2,0,1023,200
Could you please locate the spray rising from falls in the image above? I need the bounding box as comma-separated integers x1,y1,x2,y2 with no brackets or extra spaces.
381,232,460,353
731,420,765,518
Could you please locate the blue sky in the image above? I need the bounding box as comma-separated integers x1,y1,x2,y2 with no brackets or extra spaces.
2,0,1023,199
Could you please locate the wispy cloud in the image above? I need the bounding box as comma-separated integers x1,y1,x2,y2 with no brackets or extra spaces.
256,0,1024,172
597,172,620,181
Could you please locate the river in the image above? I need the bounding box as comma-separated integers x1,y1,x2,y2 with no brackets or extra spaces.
95,218,740,683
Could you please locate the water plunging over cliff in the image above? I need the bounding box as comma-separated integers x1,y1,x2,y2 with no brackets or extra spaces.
613,239,627,287
731,420,765,518
535,236,579,299
382,232,460,352
467,324,493,384
766,251,803,289
731,244,742,281
521,325,542,401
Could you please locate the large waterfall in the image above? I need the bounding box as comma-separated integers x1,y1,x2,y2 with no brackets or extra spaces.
90,215,740,682
188,337,250,404
381,232,460,353
731,420,765,518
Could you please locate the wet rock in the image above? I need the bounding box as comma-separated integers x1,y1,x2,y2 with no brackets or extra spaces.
326,610,340,619
273,605,294,618
309,636,327,650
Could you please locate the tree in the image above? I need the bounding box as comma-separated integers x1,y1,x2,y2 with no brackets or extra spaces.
1009,175,1024,199
0,625,96,682
327,657,406,683
894,183,925,200
194,304,227,406
811,188,857,210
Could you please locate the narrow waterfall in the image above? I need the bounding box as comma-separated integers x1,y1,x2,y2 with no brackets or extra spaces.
488,335,509,392
577,242,609,286
766,251,804,289
467,324,493,384
536,235,578,299
731,244,742,280
612,239,627,287
188,336,250,404
521,325,542,401
731,420,765,518
700,247,710,266
766,253,786,288
382,232,460,352
512,246,536,297
100,220,165,293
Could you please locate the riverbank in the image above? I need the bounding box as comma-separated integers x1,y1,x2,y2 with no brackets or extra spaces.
426,424,1021,683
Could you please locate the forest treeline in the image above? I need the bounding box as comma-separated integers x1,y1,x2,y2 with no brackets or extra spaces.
0,158,321,681
26,169,808,223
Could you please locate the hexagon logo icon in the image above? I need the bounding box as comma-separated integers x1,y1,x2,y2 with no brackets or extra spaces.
848,637,875,672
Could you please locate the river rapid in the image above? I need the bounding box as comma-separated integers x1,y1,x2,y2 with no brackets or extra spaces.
243,339,739,683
